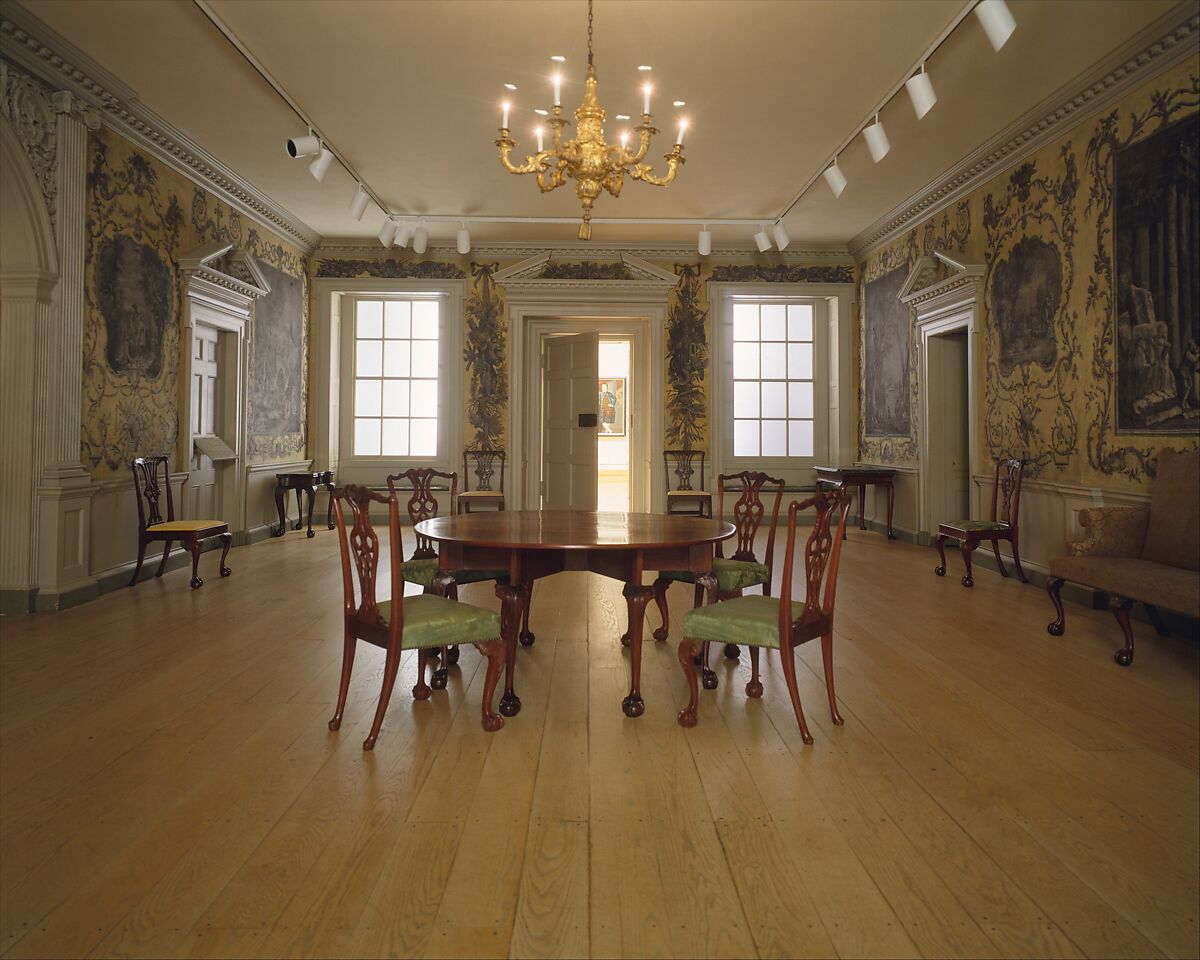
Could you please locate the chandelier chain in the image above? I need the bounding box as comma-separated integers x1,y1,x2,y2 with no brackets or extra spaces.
587,0,593,66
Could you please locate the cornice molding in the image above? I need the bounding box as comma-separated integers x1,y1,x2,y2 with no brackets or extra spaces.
848,4,1200,260
0,5,320,253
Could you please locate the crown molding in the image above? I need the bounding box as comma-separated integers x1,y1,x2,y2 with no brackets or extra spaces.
848,4,1200,260
0,4,320,253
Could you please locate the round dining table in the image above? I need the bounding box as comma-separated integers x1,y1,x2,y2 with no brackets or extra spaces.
416,510,735,719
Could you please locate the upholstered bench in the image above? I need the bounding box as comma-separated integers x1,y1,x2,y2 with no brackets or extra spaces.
1046,449,1199,665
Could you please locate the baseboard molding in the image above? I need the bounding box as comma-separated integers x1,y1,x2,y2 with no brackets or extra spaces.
242,523,277,545
32,579,101,612
0,588,37,615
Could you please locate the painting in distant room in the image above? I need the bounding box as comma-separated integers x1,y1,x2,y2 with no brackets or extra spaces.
992,236,1062,375
598,378,626,436
1114,112,1200,432
864,266,911,436
250,261,304,435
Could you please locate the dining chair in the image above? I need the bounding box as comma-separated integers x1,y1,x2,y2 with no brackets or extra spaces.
329,484,507,747
934,458,1027,587
652,471,784,675
128,455,231,590
386,468,511,685
677,488,853,743
459,447,506,512
664,449,713,517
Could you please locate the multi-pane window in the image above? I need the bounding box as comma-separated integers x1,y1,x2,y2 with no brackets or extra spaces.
352,298,439,456
732,302,815,457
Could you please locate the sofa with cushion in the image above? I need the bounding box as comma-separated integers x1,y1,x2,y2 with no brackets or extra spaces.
1046,448,1199,665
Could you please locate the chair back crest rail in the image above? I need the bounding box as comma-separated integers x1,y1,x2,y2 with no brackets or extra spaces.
777,489,853,641
463,448,506,494
387,468,458,560
991,458,1025,526
664,449,705,493
333,484,403,645
716,471,786,569
131,455,176,530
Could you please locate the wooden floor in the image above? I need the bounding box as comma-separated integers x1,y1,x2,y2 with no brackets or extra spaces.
1,527,1197,959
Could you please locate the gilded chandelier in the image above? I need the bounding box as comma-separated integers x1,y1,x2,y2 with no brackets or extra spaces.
494,0,687,240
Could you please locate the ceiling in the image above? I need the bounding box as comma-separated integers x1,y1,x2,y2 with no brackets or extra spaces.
16,0,1185,247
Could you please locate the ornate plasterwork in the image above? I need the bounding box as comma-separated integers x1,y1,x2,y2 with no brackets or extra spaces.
849,7,1200,259
0,60,56,225
493,253,678,296
177,240,270,303
314,257,465,279
709,263,854,283
899,252,984,312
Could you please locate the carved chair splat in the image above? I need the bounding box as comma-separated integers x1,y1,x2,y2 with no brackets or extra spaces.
664,449,712,518
934,458,1027,587
460,448,507,513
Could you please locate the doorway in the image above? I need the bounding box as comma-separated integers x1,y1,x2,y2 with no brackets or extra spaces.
926,329,970,527
598,338,631,511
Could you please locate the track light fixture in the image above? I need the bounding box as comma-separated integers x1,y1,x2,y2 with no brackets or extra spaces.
378,218,398,246
412,222,429,255
697,226,712,256
349,185,370,220
286,131,320,159
771,222,790,251
457,222,471,255
753,226,772,253
905,63,938,120
863,114,891,163
975,0,1016,52
309,146,334,182
394,222,412,249
823,159,848,199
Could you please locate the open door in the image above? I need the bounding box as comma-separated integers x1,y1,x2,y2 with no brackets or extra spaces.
543,331,599,510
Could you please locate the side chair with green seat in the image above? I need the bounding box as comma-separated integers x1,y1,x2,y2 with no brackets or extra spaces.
329,484,507,749
676,488,853,743
652,471,784,680
386,468,510,687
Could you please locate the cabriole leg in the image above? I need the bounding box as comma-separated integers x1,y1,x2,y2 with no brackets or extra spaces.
1111,596,1136,666
1046,577,1066,636
677,638,701,727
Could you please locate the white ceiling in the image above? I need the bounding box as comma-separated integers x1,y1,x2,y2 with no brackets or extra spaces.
16,0,1184,247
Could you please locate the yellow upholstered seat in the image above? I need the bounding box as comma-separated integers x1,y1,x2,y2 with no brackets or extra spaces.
147,520,226,532
459,490,503,498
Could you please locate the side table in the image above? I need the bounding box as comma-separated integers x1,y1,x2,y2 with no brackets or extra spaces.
274,470,335,538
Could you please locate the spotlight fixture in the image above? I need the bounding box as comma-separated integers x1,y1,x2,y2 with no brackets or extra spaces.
753,226,772,253
412,222,429,255
309,146,334,182
771,222,790,251
823,158,848,198
457,222,471,255
905,64,938,119
286,131,320,158
863,114,891,163
535,108,549,116
349,184,370,220
975,0,1016,52
697,226,712,256
551,54,566,62
504,83,518,90
394,222,412,249
638,64,652,71
378,218,398,246
673,100,686,107
615,114,630,120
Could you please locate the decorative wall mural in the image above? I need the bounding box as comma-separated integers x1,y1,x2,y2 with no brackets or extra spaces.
1085,73,1200,480
863,267,910,437
665,263,709,450
464,262,507,447
94,235,171,378
710,264,854,284
250,261,303,436
315,258,465,279
540,261,632,280
1113,113,1200,433
982,152,1080,475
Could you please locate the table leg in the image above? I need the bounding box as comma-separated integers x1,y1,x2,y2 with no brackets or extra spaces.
885,480,896,539
496,583,524,717
273,483,287,537
325,482,336,529
293,489,304,530
859,483,868,531
622,583,654,718
432,571,459,690
305,485,317,538
696,574,719,689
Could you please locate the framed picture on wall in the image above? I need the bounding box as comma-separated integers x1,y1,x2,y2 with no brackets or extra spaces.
598,378,626,436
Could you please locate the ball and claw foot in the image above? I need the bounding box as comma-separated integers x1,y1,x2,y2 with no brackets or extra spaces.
190,576,203,589
652,626,668,642
220,565,231,577
934,562,946,576
745,679,763,698
412,682,432,701
619,631,630,648
677,705,697,728
307,529,315,539
621,693,645,718
701,668,718,690
499,691,522,717
961,574,974,588
480,713,504,733
1114,648,1134,667
1047,621,1064,637
327,521,336,530
519,630,535,647
723,644,739,660
273,526,286,538
431,668,448,690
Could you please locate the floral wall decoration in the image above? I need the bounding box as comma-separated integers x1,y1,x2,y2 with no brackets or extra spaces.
539,260,632,280
314,257,465,280
981,149,1081,476
665,263,710,450
709,264,854,284
464,262,508,447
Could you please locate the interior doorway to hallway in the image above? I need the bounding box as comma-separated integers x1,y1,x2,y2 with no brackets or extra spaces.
598,338,631,512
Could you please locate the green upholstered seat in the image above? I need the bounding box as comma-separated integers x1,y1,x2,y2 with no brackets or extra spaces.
376,595,501,649
401,558,506,588
659,557,771,593
682,595,805,650
940,519,1009,532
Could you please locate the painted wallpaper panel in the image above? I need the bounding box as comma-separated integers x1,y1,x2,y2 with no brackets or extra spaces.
82,126,309,476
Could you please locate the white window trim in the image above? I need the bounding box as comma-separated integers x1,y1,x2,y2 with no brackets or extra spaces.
708,282,855,488
313,277,464,486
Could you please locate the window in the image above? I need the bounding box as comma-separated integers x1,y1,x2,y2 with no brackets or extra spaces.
350,297,440,457
731,302,815,457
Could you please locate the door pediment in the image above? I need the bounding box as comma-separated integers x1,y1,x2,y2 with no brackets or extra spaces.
494,252,678,300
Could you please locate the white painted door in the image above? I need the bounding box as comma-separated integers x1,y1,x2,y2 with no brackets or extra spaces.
928,331,970,524
542,332,599,510
190,324,220,520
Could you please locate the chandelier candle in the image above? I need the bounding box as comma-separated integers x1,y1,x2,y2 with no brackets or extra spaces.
494,0,687,240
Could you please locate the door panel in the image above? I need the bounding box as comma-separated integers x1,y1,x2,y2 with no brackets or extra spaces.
190,324,220,521
543,332,598,510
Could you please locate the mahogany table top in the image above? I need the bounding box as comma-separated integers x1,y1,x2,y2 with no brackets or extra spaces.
416,510,735,551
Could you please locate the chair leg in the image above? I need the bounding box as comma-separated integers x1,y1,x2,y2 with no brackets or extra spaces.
745,646,763,698
652,577,670,641
991,539,1008,578
933,533,947,577
519,581,535,646
1145,604,1170,637
412,648,433,701
155,539,174,577
187,541,203,589
219,532,232,577
446,645,461,665
1046,578,1066,636
959,540,976,587
701,638,718,690
328,629,357,731
365,640,403,750
474,638,506,732
128,538,147,587
778,643,814,744
821,631,843,725
677,639,701,727
1111,596,1136,666
1010,535,1028,583
431,646,449,690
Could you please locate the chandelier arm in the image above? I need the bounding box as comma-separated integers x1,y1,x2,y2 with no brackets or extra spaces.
629,148,685,187
602,169,624,198
536,165,567,192
627,120,656,164
496,138,550,175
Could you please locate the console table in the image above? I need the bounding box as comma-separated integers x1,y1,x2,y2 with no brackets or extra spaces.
814,465,896,539
274,470,335,538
